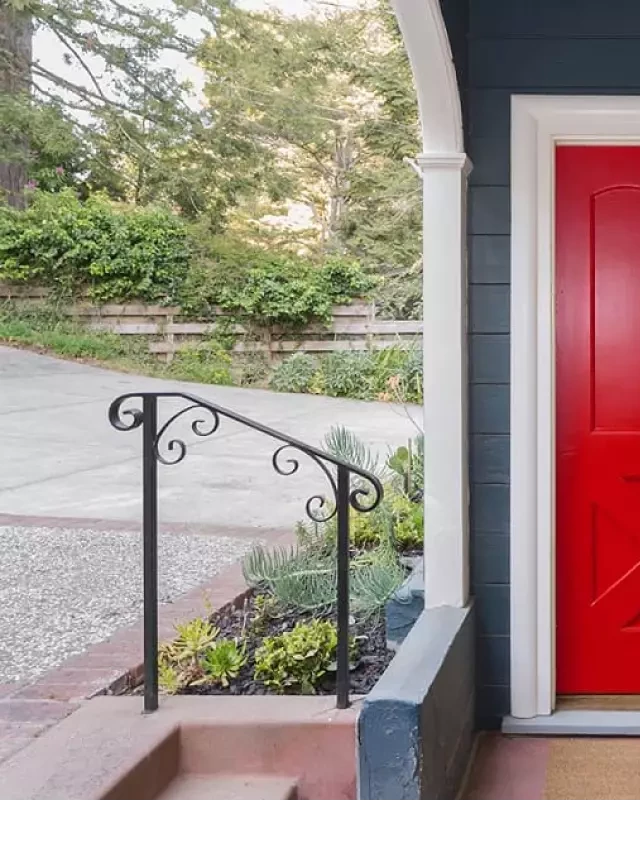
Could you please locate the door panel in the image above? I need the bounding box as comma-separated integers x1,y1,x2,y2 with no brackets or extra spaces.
557,145,640,693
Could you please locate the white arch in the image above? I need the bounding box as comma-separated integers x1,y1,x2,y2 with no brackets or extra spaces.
392,0,469,610
392,0,463,155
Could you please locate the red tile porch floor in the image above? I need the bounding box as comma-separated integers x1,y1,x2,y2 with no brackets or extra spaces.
463,733,640,799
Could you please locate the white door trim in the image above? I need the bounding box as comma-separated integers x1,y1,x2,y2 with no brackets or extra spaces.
510,95,640,719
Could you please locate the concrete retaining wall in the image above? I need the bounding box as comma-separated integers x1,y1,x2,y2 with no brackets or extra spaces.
357,604,475,799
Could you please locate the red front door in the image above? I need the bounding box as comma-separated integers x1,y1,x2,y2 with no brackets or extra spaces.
557,145,640,694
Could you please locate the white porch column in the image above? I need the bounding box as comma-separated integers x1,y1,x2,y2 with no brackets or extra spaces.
419,152,471,609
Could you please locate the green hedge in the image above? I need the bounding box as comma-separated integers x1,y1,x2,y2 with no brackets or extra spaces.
0,191,376,328
0,189,190,304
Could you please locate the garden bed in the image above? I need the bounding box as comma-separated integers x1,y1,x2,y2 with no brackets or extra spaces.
185,591,394,697
132,589,396,699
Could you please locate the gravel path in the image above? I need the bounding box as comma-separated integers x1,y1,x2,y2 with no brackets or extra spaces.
0,526,255,683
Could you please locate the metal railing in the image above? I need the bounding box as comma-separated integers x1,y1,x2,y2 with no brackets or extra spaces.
108,391,384,712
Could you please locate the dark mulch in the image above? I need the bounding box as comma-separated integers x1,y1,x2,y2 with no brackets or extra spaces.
180,591,395,697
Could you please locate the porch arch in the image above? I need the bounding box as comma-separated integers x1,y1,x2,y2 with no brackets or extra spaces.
392,0,463,155
392,0,470,609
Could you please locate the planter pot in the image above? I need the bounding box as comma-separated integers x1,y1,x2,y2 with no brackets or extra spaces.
385,555,424,651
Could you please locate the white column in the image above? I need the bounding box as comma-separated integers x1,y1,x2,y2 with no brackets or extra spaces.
418,152,471,609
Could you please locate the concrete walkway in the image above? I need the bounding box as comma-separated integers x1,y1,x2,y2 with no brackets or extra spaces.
0,346,422,530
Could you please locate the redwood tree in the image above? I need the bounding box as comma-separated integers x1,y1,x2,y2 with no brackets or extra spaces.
0,1,32,207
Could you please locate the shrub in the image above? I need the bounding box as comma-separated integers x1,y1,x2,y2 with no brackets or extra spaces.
182,235,375,327
167,340,233,386
387,492,424,552
318,351,373,399
291,346,423,403
369,344,423,404
269,353,318,393
0,189,190,304
254,620,343,694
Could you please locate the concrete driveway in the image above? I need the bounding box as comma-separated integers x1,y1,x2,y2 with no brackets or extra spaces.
0,347,420,686
0,346,422,684
0,346,422,531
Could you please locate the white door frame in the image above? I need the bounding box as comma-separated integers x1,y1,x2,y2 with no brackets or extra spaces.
510,95,640,719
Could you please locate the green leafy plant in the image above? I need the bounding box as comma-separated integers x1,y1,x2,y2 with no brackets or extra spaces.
157,618,251,694
183,237,375,327
388,492,424,552
250,593,281,632
170,618,220,662
318,351,373,399
269,353,318,394
0,190,190,304
387,435,424,498
158,658,181,695
202,639,247,687
254,620,347,694
167,340,233,386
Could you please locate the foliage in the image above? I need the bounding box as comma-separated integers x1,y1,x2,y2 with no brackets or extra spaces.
269,353,317,394
0,190,190,303
202,639,247,687
1,0,421,316
167,340,233,387
243,542,337,612
387,492,424,552
250,593,281,634
350,546,405,617
200,0,421,294
0,301,144,362
169,618,220,667
322,424,382,479
184,238,375,327
387,435,424,499
271,344,423,403
0,96,86,194
318,351,374,399
158,617,248,693
254,620,346,695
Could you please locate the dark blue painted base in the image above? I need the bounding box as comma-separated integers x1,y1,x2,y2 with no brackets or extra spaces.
358,603,475,799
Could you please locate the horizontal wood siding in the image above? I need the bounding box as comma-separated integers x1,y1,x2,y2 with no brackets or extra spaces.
464,0,640,727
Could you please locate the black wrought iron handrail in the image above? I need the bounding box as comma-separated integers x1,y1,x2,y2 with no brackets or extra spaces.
108,391,384,713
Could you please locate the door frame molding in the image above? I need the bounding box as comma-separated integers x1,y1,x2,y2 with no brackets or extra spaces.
511,95,640,718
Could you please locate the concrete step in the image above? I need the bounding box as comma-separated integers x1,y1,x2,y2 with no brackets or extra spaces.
157,773,299,800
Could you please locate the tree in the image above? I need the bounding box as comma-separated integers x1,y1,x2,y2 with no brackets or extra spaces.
0,1,33,206
198,0,422,315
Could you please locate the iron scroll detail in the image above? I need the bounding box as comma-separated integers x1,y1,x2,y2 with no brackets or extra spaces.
108,391,383,523
108,389,384,713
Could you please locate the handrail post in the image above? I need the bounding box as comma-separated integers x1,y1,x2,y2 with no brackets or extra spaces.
142,394,159,712
336,465,350,709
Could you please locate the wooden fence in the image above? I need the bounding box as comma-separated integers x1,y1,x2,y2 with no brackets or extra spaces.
0,285,422,362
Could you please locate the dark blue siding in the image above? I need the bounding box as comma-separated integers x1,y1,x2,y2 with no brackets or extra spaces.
446,0,640,727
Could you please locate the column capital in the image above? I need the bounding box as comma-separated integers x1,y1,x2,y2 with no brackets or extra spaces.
416,152,473,175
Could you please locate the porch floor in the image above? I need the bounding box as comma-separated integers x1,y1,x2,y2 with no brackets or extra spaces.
463,734,640,799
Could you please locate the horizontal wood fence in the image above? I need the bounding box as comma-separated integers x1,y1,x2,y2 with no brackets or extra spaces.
0,285,422,362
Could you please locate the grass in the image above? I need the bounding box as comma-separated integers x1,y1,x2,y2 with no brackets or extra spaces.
0,301,423,405
0,301,232,385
